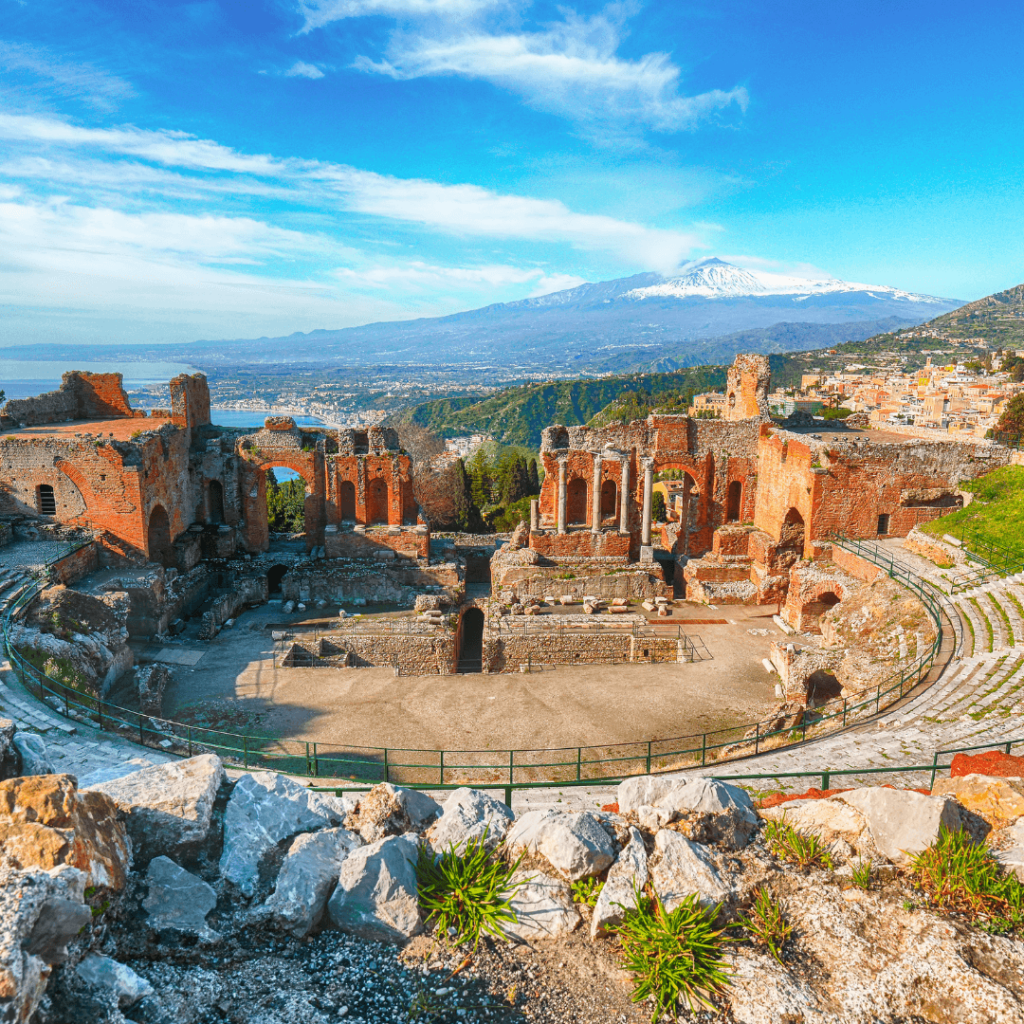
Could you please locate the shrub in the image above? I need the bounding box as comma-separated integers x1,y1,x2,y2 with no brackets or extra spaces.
737,886,792,964
851,860,873,891
571,876,604,907
615,886,731,1021
911,826,1024,934
763,817,834,870
415,832,525,950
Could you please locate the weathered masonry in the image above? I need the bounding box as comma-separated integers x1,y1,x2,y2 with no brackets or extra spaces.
0,372,429,567
522,354,1011,605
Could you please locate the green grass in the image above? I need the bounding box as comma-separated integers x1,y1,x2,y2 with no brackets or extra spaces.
570,876,604,907
921,466,1024,561
736,887,792,964
763,817,835,871
911,827,1024,935
851,861,873,891
615,886,732,1021
415,832,526,950
992,596,1016,647
970,597,994,652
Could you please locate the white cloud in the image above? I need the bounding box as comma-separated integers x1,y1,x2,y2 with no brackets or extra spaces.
284,60,326,79
0,112,702,269
297,0,506,32
0,40,134,112
334,260,586,295
348,7,746,135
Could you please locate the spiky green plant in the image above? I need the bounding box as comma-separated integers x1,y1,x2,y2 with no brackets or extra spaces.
737,886,792,964
911,826,1024,934
571,876,604,907
614,885,731,1022
763,816,835,870
415,832,526,950
851,860,873,891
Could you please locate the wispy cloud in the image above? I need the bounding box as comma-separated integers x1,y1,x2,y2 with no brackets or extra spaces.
356,8,747,135
284,60,326,79
0,112,703,269
334,259,586,294
0,40,134,112
297,0,506,33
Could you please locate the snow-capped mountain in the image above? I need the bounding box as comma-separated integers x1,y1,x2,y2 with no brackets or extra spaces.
624,257,953,304
162,256,962,372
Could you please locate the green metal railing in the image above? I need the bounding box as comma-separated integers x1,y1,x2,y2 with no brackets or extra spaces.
1,532,948,789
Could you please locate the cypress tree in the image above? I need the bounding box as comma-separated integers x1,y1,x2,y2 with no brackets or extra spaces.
527,458,540,494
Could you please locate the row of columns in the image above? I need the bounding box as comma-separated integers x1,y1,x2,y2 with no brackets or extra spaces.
553,452,654,542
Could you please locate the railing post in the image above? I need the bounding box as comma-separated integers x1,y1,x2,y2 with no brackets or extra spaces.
754,721,759,754
876,685,881,714
243,734,249,769
842,698,848,728
383,747,389,784
929,751,939,790
821,770,830,791
701,732,706,766
313,742,318,777
645,741,652,774
440,749,445,786
508,749,514,788
188,726,193,757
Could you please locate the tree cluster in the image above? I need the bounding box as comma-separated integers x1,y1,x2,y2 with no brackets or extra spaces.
414,448,542,533
266,470,306,533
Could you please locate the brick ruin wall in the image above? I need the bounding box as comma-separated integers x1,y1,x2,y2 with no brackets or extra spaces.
724,353,771,421
291,633,457,674
3,372,140,427
754,427,1012,551
494,567,670,602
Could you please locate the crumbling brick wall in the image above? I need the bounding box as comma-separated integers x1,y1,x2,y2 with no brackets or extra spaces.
724,354,770,421
4,371,137,427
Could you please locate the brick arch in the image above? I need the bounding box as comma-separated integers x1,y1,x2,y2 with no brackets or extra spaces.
147,504,174,567
566,476,588,525
239,449,323,552
365,476,389,525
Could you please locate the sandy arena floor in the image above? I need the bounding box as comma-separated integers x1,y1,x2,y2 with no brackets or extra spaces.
145,603,784,753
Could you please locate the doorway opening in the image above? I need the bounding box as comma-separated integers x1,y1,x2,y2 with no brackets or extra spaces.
457,608,485,672
267,564,289,595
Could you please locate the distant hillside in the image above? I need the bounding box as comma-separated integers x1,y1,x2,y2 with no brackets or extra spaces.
925,281,1024,347
388,366,727,448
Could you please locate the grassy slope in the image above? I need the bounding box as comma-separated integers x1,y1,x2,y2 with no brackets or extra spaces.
927,282,1024,347
920,466,1024,560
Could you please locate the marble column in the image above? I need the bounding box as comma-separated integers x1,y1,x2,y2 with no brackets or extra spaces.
530,498,539,532
557,459,567,534
641,459,654,546
590,453,602,533
619,457,630,534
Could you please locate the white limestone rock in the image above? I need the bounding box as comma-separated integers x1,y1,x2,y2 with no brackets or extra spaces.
219,772,350,895
591,826,647,938
143,856,219,941
76,954,154,1008
504,810,616,881
425,787,515,854
263,827,361,938
327,834,421,943
501,869,580,942
84,753,224,862
649,830,731,910
12,733,54,776
347,783,442,843
619,776,758,849
839,787,962,866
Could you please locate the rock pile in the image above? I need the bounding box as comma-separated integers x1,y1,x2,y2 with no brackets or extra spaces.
2,756,1024,1023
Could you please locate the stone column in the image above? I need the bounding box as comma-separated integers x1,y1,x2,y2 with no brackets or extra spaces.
530,498,539,532
557,459,567,534
641,459,654,546
619,458,630,534
590,453,602,533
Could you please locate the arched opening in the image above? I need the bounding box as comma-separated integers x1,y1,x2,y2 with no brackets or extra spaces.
801,590,841,633
457,607,485,672
267,564,289,595
147,504,174,567
366,478,389,525
805,669,843,708
726,480,742,522
37,484,56,516
566,478,588,525
207,480,224,524
780,507,805,556
600,479,617,519
265,468,308,536
339,480,356,522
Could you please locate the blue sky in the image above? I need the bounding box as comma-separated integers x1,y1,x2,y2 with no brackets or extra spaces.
0,0,1021,346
